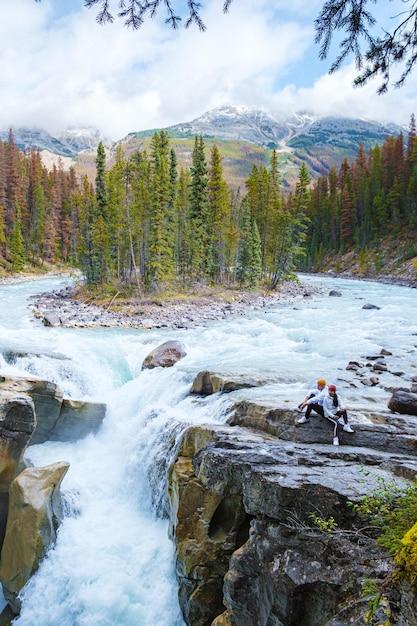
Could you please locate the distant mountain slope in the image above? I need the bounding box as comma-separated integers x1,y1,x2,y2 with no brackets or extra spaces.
130,105,317,148
0,127,103,157
117,135,272,189
0,106,403,189
124,105,402,185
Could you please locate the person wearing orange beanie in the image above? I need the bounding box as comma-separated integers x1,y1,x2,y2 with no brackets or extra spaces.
297,378,327,424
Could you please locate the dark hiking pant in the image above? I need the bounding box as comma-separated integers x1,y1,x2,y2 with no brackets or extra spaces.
335,409,348,424
306,405,347,440
305,403,324,419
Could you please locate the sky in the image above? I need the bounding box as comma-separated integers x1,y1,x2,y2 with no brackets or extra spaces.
0,0,416,139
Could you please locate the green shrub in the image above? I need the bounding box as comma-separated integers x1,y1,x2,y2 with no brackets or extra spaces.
308,512,338,533
351,478,417,583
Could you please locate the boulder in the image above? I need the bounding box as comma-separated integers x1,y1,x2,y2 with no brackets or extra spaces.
142,341,186,370
328,290,342,297
362,303,381,310
346,361,363,371
389,390,417,416
0,394,36,546
169,423,417,626
373,362,388,372
191,371,263,396
218,519,392,626
0,376,63,445
381,348,393,356
0,376,105,445
0,461,69,614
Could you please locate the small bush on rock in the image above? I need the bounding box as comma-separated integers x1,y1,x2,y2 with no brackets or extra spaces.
351,477,417,583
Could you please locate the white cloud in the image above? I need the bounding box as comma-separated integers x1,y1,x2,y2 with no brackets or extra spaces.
0,0,415,139
271,64,417,126
0,0,311,138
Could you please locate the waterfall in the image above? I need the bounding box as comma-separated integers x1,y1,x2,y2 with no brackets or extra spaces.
0,275,415,625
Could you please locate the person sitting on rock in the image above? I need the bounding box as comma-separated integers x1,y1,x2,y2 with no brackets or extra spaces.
323,384,355,446
297,378,327,424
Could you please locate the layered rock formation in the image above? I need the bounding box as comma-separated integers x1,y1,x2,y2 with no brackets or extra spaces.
0,462,69,613
191,372,263,396
169,399,417,625
0,393,37,546
0,373,99,616
0,375,106,444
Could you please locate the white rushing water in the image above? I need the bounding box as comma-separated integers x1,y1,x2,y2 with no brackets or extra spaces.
0,275,416,625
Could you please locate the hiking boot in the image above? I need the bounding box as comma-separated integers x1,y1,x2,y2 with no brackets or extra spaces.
333,436,340,446
343,424,355,433
297,415,309,424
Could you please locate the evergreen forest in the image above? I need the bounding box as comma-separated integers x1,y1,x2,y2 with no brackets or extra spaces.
1,118,417,291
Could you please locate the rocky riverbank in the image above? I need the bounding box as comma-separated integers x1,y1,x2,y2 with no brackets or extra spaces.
30,281,322,330
313,270,417,289
167,370,417,626
0,268,79,286
311,235,417,288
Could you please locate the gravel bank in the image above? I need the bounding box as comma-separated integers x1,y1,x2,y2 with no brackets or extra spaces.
31,281,322,330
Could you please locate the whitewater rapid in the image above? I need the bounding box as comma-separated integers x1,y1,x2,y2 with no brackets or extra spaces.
0,275,416,625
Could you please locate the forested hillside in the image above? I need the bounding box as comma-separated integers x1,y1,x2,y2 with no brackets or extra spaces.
304,115,417,278
1,119,416,289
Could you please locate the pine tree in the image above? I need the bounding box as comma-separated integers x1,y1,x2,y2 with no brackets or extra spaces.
147,131,175,287
248,219,262,287
175,168,191,278
408,113,417,160
86,142,111,284
208,145,230,281
189,135,209,278
237,200,253,286
5,130,21,237
340,184,355,249
10,204,25,271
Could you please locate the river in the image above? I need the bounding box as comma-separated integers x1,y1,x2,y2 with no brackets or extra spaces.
0,275,416,625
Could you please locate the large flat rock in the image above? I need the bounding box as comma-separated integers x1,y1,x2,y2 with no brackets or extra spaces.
228,400,417,457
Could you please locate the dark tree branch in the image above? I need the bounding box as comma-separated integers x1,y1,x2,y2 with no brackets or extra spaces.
69,0,234,30
315,0,417,92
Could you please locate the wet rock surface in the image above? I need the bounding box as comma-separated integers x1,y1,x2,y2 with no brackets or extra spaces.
169,392,417,626
0,393,37,546
362,303,381,310
0,376,105,444
389,390,417,416
190,371,264,396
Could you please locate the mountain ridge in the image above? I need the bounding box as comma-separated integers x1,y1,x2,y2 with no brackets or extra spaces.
0,106,405,188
